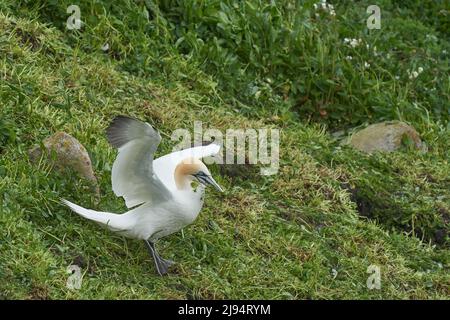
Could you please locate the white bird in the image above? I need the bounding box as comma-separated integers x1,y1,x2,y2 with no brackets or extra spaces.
62,115,223,275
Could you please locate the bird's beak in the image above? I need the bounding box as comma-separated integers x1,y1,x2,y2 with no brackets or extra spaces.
202,175,224,192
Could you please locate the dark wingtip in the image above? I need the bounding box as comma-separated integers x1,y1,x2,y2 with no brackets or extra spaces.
106,115,160,149
106,115,137,149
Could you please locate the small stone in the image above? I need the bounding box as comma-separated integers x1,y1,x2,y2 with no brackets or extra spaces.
28,132,100,200
343,121,426,154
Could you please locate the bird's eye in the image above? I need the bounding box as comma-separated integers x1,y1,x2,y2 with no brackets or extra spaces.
193,172,208,185
192,171,206,179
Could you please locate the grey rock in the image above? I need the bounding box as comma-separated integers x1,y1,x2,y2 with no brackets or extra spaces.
344,121,426,154
29,132,100,200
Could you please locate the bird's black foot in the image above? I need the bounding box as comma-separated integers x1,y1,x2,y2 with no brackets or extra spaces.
154,256,174,276
144,240,174,276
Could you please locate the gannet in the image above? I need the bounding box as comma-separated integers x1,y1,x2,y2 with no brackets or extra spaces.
62,115,223,275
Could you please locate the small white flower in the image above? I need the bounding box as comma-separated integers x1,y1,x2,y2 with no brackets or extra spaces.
313,0,336,16
408,67,423,80
395,75,400,80
331,268,338,279
343,38,362,48
345,55,353,61
409,71,419,79
364,62,370,69
349,38,361,48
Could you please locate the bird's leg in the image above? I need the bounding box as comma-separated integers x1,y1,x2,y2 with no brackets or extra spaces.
144,240,174,276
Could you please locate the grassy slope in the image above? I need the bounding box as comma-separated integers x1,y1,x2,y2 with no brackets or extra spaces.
0,1,449,299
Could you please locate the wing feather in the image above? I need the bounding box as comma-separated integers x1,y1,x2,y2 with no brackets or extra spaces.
106,116,172,208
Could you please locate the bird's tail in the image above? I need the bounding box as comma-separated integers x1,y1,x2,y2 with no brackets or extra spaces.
61,199,129,232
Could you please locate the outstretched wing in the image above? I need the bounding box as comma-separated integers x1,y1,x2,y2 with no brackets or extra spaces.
106,116,172,208
153,143,221,191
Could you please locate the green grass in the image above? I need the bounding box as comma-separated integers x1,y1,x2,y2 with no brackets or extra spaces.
0,1,449,299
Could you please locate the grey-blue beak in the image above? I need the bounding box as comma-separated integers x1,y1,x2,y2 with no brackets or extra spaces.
203,175,224,192
194,173,224,192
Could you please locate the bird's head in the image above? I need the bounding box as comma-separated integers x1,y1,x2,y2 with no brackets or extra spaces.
174,157,223,192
